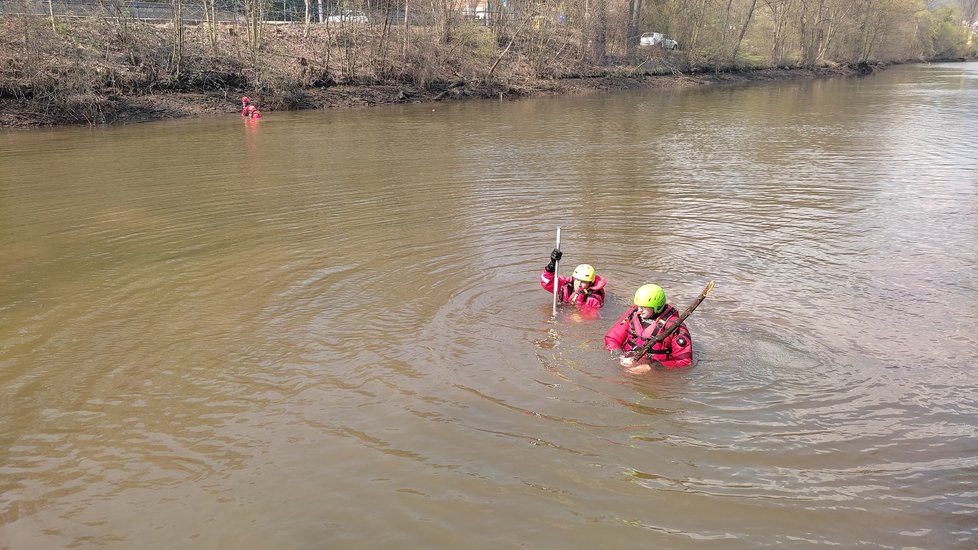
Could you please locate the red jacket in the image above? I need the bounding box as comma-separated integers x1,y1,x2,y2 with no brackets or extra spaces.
604,305,693,368
540,269,606,308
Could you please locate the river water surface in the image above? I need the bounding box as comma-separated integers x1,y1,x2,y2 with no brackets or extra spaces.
1,62,977,549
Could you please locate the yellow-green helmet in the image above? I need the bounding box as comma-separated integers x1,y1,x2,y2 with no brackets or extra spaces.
634,284,666,313
572,264,596,282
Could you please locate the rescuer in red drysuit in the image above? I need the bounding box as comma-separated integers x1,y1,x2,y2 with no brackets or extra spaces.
241,96,251,116
540,248,606,309
605,283,693,373
245,104,262,119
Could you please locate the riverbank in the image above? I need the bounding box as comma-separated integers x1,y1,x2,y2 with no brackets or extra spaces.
0,17,881,129
0,63,876,129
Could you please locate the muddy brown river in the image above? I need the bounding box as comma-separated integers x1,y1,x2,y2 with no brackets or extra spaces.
1,62,977,548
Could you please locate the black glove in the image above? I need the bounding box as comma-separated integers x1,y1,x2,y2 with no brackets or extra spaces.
545,248,562,273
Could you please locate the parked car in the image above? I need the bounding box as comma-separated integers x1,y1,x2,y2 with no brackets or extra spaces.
327,10,368,23
639,32,679,50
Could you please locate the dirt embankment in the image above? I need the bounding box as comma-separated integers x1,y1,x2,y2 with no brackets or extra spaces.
0,17,878,129
0,65,872,128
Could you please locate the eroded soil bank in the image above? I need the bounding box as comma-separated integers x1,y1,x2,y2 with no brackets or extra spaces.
0,64,877,128
0,17,882,129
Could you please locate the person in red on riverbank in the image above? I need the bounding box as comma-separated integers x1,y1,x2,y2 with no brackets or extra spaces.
540,248,606,309
245,104,262,119
605,283,693,373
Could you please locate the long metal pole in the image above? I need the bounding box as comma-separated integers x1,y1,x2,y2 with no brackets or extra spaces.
552,227,560,317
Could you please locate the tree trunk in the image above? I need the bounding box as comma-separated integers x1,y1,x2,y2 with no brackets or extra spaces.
172,0,184,78
204,0,218,52
592,0,607,64
626,0,642,59
48,0,56,32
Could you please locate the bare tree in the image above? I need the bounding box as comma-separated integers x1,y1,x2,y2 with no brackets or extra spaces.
434,0,465,43
730,0,758,63
172,0,184,78
851,0,885,61
592,0,607,63
203,0,219,52
761,0,796,64
488,14,534,76
798,0,828,65
245,0,267,67
626,0,642,58
961,0,978,25
402,0,410,60
48,0,56,32
681,0,721,57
